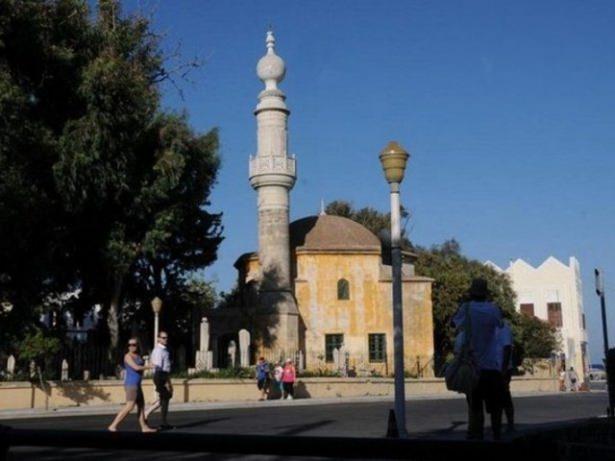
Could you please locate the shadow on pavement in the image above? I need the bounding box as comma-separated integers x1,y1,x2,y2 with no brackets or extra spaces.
174,417,230,430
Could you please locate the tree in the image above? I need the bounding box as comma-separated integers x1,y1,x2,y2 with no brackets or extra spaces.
0,1,223,361
415,240,557,373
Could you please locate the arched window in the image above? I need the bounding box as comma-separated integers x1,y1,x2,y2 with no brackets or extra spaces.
337,279,350,300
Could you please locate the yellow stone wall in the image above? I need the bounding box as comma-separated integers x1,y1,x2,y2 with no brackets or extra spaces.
237,250,435,376
294,251,434,376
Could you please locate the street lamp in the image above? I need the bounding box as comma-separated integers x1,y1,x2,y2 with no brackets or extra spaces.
595,269,614,416
380,140,410,438
151,297,163,346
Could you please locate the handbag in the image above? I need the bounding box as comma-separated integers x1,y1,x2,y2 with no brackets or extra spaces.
445,303,480,394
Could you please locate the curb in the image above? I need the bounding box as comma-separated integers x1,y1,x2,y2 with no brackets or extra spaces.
0,390,578,421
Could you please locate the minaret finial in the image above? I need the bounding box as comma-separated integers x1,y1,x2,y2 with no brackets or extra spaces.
320,199,326,216
266,28,275,54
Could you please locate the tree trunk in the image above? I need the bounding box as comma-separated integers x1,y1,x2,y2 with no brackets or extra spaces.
106,275,123,372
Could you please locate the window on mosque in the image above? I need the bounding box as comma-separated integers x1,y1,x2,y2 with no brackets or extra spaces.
337,279,350,300
325,334,344,362
368,333,386,362
520,303,535,317
547,302,563,327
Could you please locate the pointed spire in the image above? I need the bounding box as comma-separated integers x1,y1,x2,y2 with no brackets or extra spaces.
266,28,275,55
319,199,326,216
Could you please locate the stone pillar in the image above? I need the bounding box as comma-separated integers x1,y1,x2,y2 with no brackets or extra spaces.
239,329,251,367
61,359,69,381
249,30,299,353
195,317,211,371
6,355,15,377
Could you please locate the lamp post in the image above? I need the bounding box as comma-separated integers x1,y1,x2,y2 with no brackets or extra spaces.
595,269,614,416
151,297,163,347
380,141,410,438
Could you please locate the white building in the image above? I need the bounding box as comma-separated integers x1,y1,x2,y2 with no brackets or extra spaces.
486,256,589,382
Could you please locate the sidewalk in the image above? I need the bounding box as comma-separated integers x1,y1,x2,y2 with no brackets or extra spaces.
0,389,576,421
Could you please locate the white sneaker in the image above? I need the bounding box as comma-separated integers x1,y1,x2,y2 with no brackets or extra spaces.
287,395,293,400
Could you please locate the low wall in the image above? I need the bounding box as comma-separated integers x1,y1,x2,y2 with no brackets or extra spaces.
0,376,558,411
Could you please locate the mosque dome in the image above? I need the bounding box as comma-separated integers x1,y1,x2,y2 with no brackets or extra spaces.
290,215,381,252
256,30,286,86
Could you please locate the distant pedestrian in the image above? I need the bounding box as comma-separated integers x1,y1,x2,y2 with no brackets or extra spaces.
108,338,156,432
282,358,296,400
145,331,173,430
452,278,505,440
568,367,579,392
256,357,270,401
273,362,284,397
496,319,514,432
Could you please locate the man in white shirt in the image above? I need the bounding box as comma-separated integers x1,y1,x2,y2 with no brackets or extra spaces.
145,331,173,429
496,320,514,432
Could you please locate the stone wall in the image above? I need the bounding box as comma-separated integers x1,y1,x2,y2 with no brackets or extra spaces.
0,376,558,411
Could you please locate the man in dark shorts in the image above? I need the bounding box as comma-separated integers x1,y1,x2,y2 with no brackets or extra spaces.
255,357,270,401
145,331,173,429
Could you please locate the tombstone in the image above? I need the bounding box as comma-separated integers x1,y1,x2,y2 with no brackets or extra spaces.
239,329,250,368
333,348,340,371
206,350,213,370
200,318,210,352
298,350,305,372
195,317,212,371
227,340,237,368
61,359,69,381
6,355,15,377
29,360,36,379
83,370,90,381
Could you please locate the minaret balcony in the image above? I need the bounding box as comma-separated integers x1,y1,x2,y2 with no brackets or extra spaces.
249,155,296,178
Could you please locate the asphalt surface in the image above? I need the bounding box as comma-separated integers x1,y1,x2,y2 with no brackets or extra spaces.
3,392,609,460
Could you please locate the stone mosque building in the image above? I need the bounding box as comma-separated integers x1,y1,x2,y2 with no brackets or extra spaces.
207,31,434,377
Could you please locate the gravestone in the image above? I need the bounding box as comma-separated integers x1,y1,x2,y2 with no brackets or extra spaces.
333,348,340,371
6,355,15,377
61,359,69,381
195,317,212,371
228,340,237,368
239,329,250,367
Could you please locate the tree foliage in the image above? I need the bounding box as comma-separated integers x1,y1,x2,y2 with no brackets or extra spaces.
415,240,558,372
0,0,222,358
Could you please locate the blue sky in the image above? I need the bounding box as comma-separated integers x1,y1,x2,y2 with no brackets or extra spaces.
122,0,615,362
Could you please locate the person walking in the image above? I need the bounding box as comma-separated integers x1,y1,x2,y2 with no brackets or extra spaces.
282,358,296,400
145,331,173,430
108,338,156,432
255,357,270,401
273,362,284,398
496,319,515,432
452,278,505,440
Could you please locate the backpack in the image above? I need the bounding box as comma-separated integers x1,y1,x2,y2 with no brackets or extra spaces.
445,303,480,394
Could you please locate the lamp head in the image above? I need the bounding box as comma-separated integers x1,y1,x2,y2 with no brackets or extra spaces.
151,296,163,314
379,141,410,185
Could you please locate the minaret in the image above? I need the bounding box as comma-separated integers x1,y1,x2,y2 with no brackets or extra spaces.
249,30,299,352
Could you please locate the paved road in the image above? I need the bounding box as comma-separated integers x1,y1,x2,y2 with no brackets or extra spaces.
5,392,608,460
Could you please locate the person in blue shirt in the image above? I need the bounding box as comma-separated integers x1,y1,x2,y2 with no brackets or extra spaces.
255,357,271,401
452,278,505,440
108,338,156,432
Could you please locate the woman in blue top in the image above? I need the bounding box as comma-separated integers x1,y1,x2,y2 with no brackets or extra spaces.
108,338,156,432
